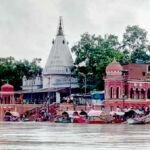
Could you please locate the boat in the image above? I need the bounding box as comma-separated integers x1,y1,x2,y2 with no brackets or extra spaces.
110,111,125,123
86,110,111,124
127,118,146,124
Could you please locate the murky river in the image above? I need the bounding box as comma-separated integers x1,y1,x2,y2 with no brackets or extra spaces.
0,122,150,150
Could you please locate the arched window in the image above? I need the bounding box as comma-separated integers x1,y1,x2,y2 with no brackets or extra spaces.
110,87,113,99
141,89,145,99
130,88,134,99
116,87,119,99
148,88,150,99
136,88,139,99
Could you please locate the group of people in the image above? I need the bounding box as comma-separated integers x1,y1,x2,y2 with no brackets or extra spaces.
116,106,150,115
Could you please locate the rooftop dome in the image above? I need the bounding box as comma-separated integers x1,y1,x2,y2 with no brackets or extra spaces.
106,58,123,73
1,83,14,90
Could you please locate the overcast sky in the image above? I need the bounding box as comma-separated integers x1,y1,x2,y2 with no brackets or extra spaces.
0,0,150,66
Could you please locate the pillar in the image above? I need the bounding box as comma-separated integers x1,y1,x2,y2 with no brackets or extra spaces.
56,92,60,103
127,86,130,99
114,87,116,99
145,90,147,100
134,90,136,99
139,90,141,99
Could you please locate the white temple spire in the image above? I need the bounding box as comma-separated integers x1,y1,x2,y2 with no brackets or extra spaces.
43,17,74,76
57,16,64,36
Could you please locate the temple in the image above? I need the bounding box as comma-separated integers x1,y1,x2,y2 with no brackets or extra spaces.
104,59,150,110
21,17,78,103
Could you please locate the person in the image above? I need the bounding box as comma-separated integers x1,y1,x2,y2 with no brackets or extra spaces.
124,106,128,112
145,106,150,115
101,106,105,112
116,106,121,112
67,97,70,103
4,110,12,121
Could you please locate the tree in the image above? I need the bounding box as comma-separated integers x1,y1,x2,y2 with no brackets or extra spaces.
122,25,150,63
0,57,42,90
72,33,127,91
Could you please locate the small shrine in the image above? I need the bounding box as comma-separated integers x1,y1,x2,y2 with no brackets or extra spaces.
0,83,14,104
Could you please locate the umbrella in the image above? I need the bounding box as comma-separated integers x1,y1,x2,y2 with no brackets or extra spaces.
10,112,20,117
88,110,103,117
110,111,125,116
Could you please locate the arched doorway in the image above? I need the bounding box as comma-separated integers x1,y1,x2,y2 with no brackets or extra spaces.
148,88,150,99
110,87,113,99
116,87,119,99
130,88,134,99
141,89,145,99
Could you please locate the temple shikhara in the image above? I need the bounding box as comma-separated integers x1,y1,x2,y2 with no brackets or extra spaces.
104,58,150,110
21,17,78,103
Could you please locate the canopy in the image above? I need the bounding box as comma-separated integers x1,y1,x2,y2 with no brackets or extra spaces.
88,110,106,117
10,111,20,117
110,111,125,116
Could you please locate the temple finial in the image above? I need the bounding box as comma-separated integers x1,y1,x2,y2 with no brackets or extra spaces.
57,16,64,36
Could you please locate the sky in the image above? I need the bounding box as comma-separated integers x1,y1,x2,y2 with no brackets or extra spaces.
0,0,150,67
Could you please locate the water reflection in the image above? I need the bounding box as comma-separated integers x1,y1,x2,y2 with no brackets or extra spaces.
0,122,150,150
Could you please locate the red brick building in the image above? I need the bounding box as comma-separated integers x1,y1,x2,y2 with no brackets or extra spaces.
104,59,150,111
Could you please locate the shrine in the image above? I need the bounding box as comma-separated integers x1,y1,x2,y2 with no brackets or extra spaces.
0,83,14,104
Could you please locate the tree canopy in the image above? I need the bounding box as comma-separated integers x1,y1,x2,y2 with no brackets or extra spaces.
72,25,150,91
0,57,42,90
72,33,127,91
122,25,150,63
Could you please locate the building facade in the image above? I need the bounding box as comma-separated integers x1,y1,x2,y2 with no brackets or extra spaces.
104,59,150,111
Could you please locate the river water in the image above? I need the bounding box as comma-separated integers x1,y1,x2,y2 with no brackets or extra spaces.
0,122,150,150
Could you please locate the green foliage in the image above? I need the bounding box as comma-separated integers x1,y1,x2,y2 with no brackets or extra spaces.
0,57,42,90
122,25,150,63
72,25,150,92
72,33,127,91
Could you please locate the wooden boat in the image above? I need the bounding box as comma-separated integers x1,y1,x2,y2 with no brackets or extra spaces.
87,120,107,124
112,119,124,123
127,118,146,124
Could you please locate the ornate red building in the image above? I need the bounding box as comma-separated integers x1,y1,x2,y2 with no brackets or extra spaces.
0,83,14,104
104,59,150,111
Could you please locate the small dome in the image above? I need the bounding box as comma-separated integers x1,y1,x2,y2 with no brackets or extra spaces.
1,83,14,89
106,58,123,73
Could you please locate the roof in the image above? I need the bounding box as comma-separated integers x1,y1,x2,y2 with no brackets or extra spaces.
106,58,123,72
16,87,78,94
122,63,150,80
1,83,14,89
